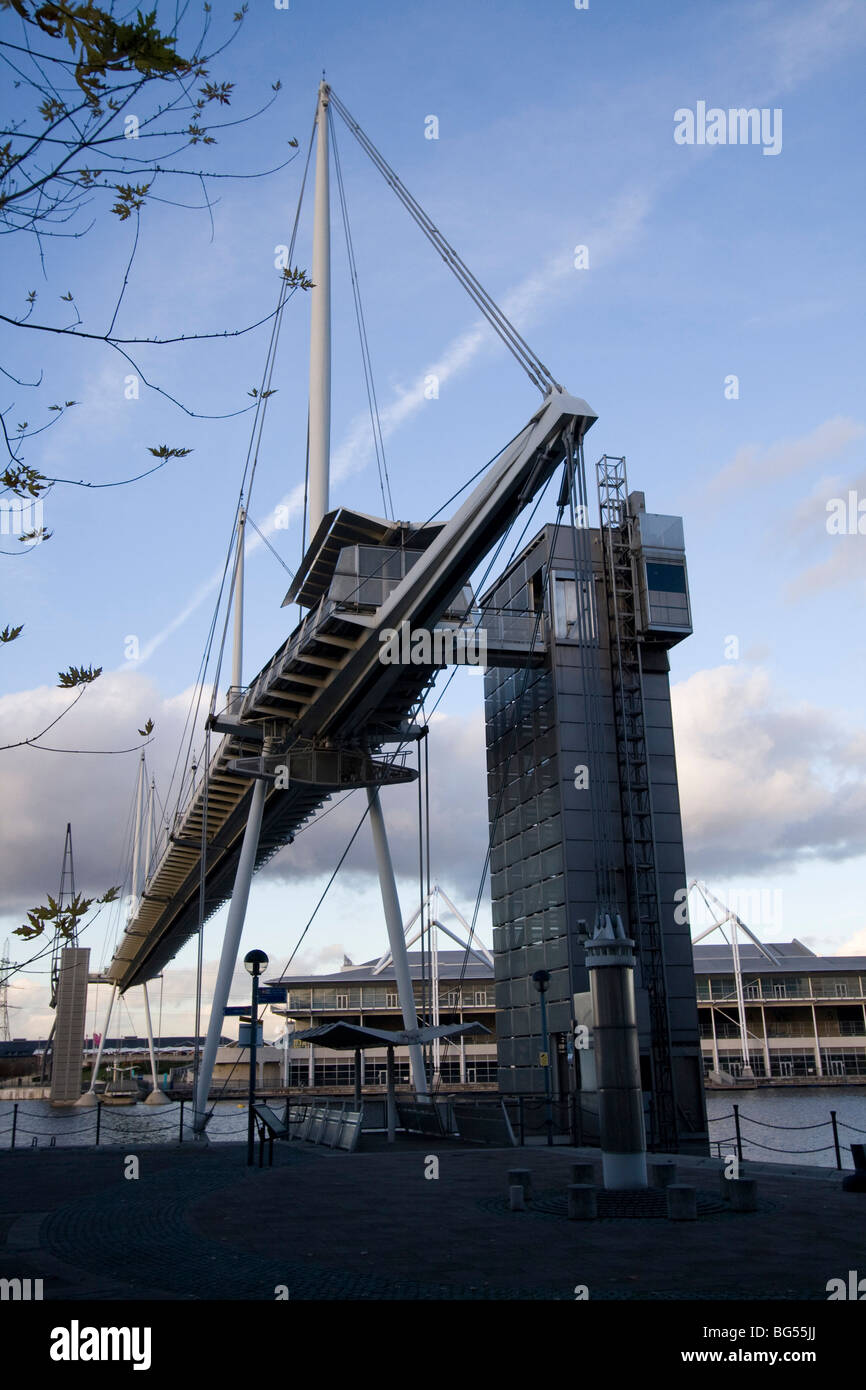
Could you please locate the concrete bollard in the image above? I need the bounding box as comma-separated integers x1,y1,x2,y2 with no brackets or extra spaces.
651,1161,676,1189
567,1183,597,1221
571,1161,595,1186
508,1184,526,1212
667,1184,697,1221
508,1168,532,1202
729,1178,758,1212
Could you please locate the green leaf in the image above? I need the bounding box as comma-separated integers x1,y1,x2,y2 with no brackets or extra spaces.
280,266,313,290
1,464,47,499
147,444,193,459
57,664,102,688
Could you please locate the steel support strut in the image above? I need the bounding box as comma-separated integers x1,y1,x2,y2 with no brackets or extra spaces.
193,776,268,1131
366,786,429,1096
76,982,117,1106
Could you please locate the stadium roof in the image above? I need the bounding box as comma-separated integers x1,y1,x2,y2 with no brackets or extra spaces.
268,949,494,987
692,941,866,975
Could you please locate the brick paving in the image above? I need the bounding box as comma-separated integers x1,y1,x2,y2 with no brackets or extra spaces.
1,1139,864,1300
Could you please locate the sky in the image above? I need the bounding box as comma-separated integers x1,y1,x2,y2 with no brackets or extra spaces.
2,0,865,1044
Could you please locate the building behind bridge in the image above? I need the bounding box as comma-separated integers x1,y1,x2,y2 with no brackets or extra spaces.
269,951,496,1089
694,941,866,1082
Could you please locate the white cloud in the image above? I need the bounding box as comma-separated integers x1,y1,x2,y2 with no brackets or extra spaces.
752,0,866,93
838,925,866,956
0,670,207,912
707,416,865,497
672,664,866,875
783,466,866,600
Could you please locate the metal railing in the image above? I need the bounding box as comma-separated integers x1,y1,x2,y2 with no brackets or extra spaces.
708,1103,866,1169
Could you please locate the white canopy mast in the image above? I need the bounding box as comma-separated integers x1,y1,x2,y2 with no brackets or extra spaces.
308,80,331,537
308,81,427,1094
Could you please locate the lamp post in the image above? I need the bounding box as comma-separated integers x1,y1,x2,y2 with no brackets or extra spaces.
244,949,268,1166
532,969,554,1147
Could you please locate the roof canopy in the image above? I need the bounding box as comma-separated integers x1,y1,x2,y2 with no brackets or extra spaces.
283,507,444,609
292,1019,490,1050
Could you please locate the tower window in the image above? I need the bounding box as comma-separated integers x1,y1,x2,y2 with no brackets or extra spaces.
645,561,687,594
553,576,596,641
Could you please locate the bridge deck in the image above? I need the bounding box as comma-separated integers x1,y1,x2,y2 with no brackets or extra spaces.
106,392,596,993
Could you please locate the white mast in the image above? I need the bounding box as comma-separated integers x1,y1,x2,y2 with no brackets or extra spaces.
308,80,331,536
130,752,145,911
194,504,265,1132
144,778,155,887
230,507,246,711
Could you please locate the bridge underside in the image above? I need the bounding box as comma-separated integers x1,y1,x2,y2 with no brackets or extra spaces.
106,391,597,994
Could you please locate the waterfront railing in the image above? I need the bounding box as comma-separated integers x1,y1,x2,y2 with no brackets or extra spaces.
708,1103,866,1168
2,1096,865,1168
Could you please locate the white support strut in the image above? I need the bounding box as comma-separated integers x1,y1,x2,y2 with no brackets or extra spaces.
193,776,268,1131
366,786,429,1096
142,980,169,1105
76,982,118,1106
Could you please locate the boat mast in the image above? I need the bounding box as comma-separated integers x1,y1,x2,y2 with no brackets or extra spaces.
308,80,331,535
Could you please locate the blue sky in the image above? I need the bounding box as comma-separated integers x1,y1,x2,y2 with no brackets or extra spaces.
2,0,865,1039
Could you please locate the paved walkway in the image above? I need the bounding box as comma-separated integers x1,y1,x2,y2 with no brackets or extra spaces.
1,1139,863,1300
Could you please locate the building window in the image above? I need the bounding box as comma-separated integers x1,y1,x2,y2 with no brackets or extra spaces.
336,994,348,1011
835,982,849,998
552,575,596,642
530,570,545,614
474,991,488,1006
745,982,760,1000
386,993,398,1009
446,991,459,1008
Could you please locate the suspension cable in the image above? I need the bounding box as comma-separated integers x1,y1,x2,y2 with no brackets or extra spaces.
328,87,560,397
245,513,295,579
329,102,395,520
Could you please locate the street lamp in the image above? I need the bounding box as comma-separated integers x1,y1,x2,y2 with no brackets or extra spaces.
244,949,268,1166
532,968,554,1147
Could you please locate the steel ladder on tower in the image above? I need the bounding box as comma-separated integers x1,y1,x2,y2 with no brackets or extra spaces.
596,455,678,1152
